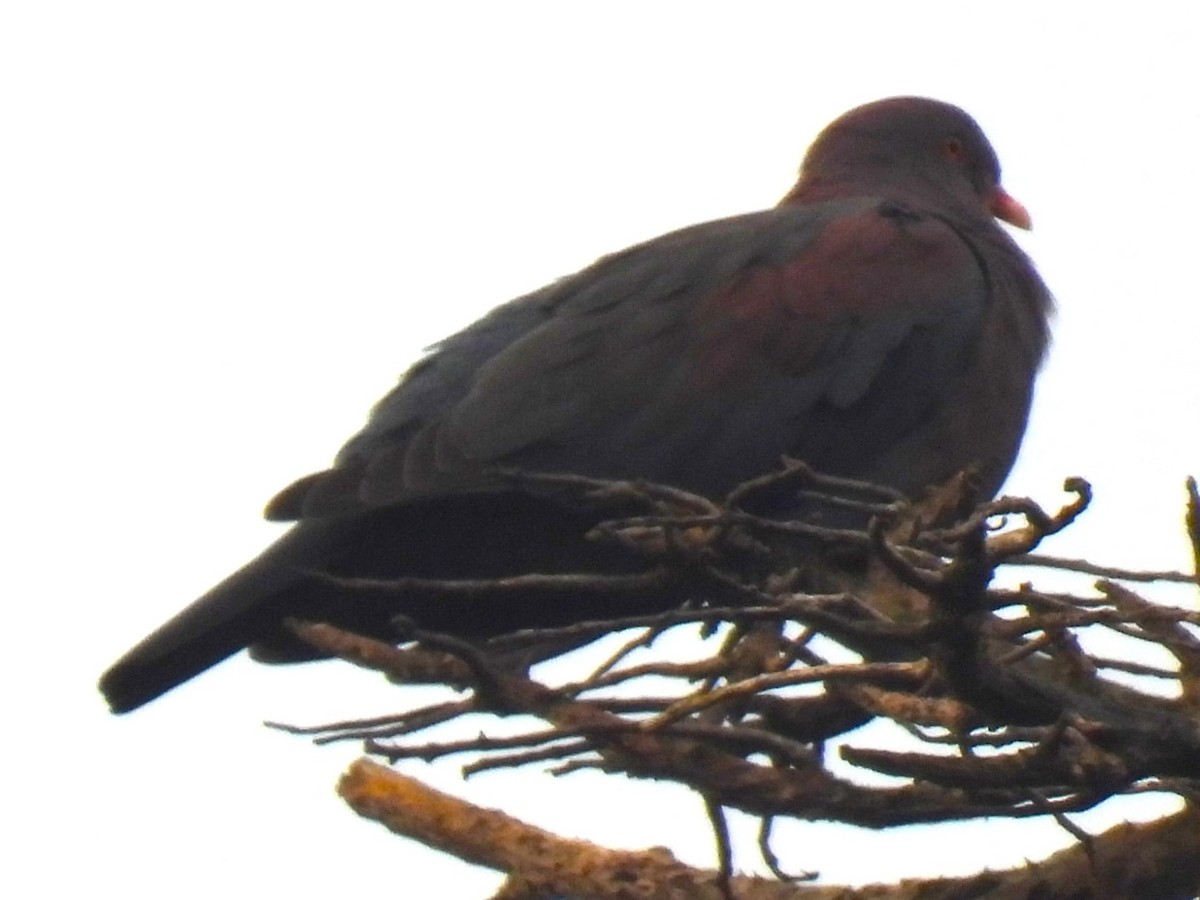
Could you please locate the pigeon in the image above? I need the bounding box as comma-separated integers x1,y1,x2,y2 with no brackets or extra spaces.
100,97,1052,713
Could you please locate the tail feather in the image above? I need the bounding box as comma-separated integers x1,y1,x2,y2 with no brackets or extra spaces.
99,493,666,713
99,522,344,713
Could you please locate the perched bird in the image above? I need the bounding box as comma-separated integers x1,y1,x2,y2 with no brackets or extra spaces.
100,97,1052,713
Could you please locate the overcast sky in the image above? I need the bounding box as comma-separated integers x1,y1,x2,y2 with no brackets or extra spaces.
4,4,1198,897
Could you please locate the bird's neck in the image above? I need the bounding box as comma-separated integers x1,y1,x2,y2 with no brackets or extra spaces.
779,172,986,227
778,171,919,208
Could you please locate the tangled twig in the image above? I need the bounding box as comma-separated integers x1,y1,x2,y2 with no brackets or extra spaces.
275,467,1200,899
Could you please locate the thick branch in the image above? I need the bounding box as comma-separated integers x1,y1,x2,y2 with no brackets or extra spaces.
339,758,1200,900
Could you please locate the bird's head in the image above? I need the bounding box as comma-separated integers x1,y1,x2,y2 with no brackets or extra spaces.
782,96,1031,230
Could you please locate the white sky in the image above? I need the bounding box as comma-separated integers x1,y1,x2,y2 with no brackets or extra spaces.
4,3,1198,897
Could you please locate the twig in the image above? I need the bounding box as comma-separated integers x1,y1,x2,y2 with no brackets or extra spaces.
1008,553,1197,584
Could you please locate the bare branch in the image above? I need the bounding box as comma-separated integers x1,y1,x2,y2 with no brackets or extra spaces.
264,467,1200,897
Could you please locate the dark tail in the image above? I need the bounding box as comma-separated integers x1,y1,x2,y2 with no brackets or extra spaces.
100,493,671,712
99,522,342,713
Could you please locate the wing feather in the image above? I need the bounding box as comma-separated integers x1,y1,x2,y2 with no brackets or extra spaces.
268,198,991,516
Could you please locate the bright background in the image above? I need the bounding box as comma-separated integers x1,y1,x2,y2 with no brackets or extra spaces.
3,3,1197,897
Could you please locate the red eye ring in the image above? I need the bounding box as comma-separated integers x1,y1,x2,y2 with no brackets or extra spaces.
940,137,965,162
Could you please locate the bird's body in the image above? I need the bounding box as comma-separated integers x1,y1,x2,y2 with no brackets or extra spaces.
100,97,1053,713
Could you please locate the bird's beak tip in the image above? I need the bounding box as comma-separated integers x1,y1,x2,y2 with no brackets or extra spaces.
989,187,1033,231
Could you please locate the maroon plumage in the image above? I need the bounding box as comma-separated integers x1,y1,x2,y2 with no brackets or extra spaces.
100,97,1052,713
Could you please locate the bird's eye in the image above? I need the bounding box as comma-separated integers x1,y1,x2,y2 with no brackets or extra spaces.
940,137,965,162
